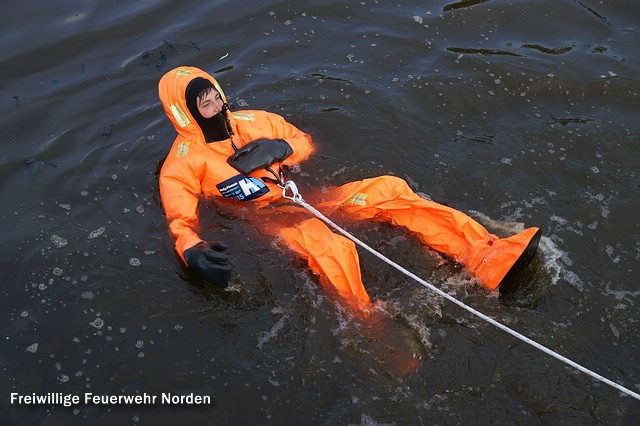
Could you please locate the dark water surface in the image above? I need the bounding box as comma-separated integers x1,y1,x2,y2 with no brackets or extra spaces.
2,0,639,424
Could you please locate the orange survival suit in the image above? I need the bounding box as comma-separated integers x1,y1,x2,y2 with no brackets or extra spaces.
158,66,541,312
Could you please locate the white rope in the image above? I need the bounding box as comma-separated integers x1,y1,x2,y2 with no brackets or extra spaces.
281,181,640,401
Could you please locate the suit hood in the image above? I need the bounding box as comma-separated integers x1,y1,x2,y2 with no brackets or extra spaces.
158,66,231,144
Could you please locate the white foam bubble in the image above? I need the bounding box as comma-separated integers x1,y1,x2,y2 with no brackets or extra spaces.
256,314,289,349
89,318,104,329
602,282,640,303
605,245,621,264
538,236,583,290
88,227,105,239
50,234,68,248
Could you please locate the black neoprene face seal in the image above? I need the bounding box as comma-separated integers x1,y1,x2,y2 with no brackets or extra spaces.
185,77,214,120
184,77,230,143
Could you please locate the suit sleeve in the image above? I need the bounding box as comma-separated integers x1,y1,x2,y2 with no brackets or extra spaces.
276,114,314,164
159,159,204,264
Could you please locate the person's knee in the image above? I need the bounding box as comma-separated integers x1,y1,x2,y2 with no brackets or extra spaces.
380,175,407,186
367,175,411,195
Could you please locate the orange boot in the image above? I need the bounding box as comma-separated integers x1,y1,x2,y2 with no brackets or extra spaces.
465,227,541,289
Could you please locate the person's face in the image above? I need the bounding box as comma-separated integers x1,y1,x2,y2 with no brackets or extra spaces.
197,88,224,118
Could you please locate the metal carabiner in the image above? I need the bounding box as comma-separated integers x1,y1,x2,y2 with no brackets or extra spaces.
281,180,303,203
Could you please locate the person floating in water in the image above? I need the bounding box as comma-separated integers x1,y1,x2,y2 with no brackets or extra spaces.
157,66,541,313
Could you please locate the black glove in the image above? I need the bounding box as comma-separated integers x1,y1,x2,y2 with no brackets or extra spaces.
227,138,293,175
183,241,231,288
